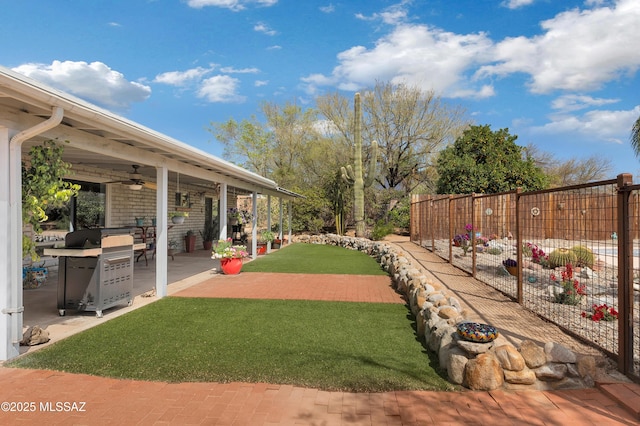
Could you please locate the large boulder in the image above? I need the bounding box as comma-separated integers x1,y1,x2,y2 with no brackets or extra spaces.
495,345,526,371
519,340,546,368
464,353,504,391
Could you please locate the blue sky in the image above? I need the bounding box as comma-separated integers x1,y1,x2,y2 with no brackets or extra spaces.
2,0,640,177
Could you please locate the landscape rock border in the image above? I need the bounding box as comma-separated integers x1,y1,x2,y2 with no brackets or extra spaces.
293,233,606,391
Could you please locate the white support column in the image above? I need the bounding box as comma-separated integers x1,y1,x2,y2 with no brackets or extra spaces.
267,195,272,231
287,200,293,244
0,126,15,360
278,198,284,241
219,183,228,240
155,166,169,298
251,191,258,259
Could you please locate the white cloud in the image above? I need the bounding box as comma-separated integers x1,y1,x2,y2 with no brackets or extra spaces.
154,66,213,86
501,0,535,9
197,75,245,103
551,94,619,112
476,0,640,93
254,80,268,87
254,22,277,36
12,60,150,111
355,1,410,25
319,4,335,13
301,23,494,97
219,66,260,74
186,0,276,11
267,45,282,50
531,105,640,144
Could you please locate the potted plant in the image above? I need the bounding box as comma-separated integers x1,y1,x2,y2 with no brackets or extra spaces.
184,230,196,253
200,221,216,250
261,230,275,253
502,258,518,276
167,239,178,260
170,211,189,224
212,238,249,274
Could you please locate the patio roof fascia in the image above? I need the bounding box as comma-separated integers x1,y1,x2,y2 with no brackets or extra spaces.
0,66,294,197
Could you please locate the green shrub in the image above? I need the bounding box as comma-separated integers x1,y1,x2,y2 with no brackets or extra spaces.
487,247,503,255
571,245,595,268
522,243,533,257
371,220,394,241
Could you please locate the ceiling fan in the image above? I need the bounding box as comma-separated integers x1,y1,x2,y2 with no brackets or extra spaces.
106,165,157,190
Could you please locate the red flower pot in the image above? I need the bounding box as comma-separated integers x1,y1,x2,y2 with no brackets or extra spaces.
257,243,267,255
220,257,243,275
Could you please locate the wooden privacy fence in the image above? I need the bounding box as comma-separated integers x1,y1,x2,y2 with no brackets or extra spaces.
410,174,639,381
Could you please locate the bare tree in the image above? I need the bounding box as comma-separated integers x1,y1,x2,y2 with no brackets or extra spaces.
524,144,613,187
316,81,470,197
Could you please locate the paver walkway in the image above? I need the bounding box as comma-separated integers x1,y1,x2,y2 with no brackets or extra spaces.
1,238,639,425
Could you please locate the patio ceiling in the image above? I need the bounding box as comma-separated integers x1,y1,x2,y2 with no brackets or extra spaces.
0,66,299,199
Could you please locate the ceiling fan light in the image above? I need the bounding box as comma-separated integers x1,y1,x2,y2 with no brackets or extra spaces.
128,183,143,191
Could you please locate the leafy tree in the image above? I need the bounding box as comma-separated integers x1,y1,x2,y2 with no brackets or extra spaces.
210,116,273,177
436,125,548,194
631,115,640,159
22,140,79,258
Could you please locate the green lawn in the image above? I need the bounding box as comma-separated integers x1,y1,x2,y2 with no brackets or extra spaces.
243,243,388,275
9,243,453,392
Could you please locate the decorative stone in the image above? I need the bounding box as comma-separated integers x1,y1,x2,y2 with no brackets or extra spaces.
504,368,537,385
20,325,50,346
457,339,494,355
416,310,426,337
438,331,457,367
464,353,504,391
519,340,546,368
577,355,596,379
495,345,526,371
544,342,576,363
448,297,463,311
456,322,499,343
428,323,454,352
438,306,459,319
428,293,445,304
566,363,580,378
447,347,469,385
535,363,567,381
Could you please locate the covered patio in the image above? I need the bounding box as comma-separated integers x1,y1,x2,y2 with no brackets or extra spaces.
0,66,300,360
20,248,222,355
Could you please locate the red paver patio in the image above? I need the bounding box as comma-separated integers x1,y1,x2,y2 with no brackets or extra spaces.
172,272,404,304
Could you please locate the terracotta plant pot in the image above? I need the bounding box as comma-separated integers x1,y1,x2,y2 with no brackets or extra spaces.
203,240,213,251
220,257,243,275
506,265,518,276
184,235,196,253
257,243,267,255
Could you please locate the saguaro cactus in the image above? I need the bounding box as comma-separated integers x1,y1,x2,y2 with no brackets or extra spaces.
341,92,378,238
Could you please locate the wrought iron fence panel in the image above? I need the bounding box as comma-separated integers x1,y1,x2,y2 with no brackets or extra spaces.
410,175,639,381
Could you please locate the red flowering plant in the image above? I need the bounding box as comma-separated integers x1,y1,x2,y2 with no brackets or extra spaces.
551,263,586,305
526,242,549,267
582,304,618,322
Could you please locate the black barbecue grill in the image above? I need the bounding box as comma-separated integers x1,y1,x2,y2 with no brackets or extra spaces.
45,228,135,318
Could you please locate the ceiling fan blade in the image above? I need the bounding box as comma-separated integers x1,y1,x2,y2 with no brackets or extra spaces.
143,182,157,190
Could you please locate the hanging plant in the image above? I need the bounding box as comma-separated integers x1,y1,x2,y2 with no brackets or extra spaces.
22,139,79,259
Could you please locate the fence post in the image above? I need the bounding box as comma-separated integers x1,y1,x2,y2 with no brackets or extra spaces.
616,173,633,375
515,188,523,304
448,195,454,263
471,193,477,278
